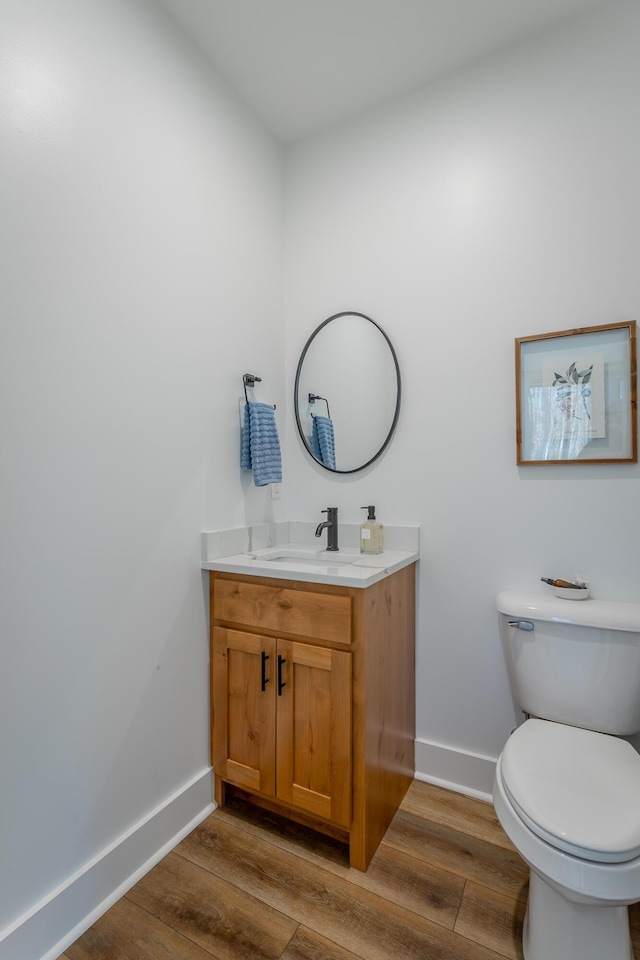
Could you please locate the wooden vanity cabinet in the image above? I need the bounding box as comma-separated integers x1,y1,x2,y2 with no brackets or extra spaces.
209,563,415,870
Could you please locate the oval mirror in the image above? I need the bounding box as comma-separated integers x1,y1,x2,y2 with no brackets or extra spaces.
294,311,401,473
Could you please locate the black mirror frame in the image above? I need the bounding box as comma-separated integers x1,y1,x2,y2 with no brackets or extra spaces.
294,311,402,474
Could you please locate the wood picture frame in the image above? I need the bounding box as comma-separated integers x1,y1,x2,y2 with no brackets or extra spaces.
516,320,637,465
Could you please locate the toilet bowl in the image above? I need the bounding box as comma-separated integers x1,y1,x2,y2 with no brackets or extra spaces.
494,719,640,960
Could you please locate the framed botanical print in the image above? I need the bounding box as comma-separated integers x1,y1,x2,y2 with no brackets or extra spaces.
516,321,637,464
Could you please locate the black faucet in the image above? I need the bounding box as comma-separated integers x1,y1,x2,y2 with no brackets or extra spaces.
315,507,339,551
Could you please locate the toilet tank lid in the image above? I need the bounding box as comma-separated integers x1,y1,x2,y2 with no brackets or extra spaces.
496,591,640,633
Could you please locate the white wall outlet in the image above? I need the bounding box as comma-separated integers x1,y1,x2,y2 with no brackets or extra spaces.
270,483,282,500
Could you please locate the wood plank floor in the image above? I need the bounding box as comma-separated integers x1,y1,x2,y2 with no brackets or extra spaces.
59,779,640,960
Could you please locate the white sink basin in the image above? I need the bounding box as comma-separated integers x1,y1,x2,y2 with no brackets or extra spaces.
266,554,355,567
256,548,355,567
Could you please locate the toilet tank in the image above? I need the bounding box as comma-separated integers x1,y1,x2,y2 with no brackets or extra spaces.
496,591,640,735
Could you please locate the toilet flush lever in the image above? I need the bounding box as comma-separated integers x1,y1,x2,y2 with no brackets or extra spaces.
508,620,534,631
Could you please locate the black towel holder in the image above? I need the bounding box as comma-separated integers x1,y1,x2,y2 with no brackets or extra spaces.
243,374,275,409
308,393,331,419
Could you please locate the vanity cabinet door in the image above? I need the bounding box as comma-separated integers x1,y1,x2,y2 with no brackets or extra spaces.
275,640,351,828
212,627,276,797
213,626,351,828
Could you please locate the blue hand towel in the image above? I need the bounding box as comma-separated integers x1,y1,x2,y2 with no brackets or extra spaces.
241,401,282,486
311,415,336,469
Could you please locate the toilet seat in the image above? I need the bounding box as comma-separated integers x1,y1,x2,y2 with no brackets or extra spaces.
501,719,640,864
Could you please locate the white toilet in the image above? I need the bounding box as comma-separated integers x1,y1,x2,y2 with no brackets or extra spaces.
494,590,640,960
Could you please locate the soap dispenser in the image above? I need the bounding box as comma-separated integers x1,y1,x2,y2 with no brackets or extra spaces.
360,505,383,555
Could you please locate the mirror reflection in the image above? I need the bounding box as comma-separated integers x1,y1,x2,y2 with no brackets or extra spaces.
294,311,401,473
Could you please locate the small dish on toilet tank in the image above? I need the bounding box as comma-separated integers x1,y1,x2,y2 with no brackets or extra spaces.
540,576,590,600
554,584,590,600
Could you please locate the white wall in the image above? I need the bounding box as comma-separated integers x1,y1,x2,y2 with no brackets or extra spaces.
0,0,283,956
284,0,640,794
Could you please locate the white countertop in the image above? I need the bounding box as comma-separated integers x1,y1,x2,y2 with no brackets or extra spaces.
201,522,420,588
201,545,418,587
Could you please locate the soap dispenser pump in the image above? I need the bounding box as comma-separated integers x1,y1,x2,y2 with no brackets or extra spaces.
360,505,383,555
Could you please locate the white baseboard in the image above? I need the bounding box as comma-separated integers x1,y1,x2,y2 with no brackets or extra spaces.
415,737,497,802
1,767,215,960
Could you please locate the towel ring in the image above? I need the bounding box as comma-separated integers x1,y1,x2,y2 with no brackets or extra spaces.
308,393,331,419
243,373,275,409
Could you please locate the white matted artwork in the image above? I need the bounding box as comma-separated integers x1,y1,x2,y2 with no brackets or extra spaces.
516,321,637,464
